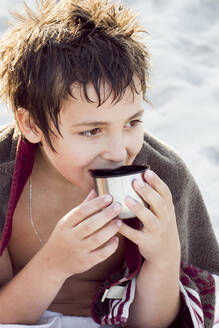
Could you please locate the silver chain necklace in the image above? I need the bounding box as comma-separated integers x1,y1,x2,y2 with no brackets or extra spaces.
29,176,44,245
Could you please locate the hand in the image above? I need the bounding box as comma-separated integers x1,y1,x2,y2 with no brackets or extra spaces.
119,170,181,268
41,190,122,281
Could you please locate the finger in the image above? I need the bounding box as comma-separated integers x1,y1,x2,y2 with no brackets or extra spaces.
144,170,173,206
77,202,122,239
90,236,119,265
82,189,97,203
125,196,158,230
118,220,143,245
83,218,121,251
133,178,167,218
62,194,113,227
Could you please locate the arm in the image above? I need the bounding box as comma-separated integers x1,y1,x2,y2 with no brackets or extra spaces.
119,168,218,328
128,260,180,328
0,191,122,324
0,247,13,286
0,247,64,324
119,169,181,327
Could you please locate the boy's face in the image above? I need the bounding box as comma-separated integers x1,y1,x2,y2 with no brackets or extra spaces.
39,84,145,193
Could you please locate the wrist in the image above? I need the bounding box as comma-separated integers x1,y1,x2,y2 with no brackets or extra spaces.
137,259,181,299
141,256,180,277
36,246,69,285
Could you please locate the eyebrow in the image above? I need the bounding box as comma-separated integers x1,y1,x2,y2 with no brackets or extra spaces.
72,110,145,128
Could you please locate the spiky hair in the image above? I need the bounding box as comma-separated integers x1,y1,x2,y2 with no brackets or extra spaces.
0,0,150,150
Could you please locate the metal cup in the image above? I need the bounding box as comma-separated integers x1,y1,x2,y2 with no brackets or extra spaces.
89,165,149,219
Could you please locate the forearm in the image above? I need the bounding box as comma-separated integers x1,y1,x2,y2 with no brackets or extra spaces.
0,247,65,324
127,261,180,328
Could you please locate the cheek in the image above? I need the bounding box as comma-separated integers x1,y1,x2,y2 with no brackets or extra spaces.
40,137,97,190
49,151,93,188
55,146,98,174
129,130,144,153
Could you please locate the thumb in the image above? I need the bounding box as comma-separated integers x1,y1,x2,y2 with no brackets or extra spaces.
83,189,97,203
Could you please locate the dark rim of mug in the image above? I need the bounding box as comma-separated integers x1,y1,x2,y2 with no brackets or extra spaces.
89,165,149,178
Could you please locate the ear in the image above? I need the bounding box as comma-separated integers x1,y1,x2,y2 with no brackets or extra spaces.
16,108,43,144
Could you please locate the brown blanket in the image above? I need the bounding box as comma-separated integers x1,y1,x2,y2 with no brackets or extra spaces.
0,122,218,327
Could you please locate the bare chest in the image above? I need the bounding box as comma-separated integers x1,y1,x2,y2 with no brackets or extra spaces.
8,183,125,316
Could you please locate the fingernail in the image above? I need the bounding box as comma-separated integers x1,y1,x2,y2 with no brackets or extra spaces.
145,170,154,180
104,195,113,204
126,196,138,206
113,202,122,211
116,219,122,227
136,178,145,188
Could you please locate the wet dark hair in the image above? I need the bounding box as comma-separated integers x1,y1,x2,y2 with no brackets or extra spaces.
0,0,150,150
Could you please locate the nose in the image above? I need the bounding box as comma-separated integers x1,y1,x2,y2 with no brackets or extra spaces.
101,137,127,163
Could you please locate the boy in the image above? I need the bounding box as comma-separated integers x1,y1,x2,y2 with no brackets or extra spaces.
0,0,218,327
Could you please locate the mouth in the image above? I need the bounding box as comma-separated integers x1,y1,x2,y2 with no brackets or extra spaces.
89,163,126,171
89,165,124,174
89,165,147,178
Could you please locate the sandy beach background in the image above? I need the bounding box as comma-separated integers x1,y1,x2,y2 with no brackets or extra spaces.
0,0,218,288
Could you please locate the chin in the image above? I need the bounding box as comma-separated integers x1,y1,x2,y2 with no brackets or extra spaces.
81,175,95,193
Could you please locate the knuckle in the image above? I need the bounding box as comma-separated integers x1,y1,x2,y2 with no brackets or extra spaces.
76,204,87,218
163,183,172,197
99,241,116,260
97,249,107,261
138,234,144,248
113,221,120,232
161,183,173,203
91,233,101,245
149,238,157,250
92,195,111,213
107,222,120,238
57,216,66,227
158,197,166,210
83,219,94,234
102,205,114,219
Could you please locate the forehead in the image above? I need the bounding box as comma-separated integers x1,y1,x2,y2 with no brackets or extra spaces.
70,80,142,103
60,82,144,122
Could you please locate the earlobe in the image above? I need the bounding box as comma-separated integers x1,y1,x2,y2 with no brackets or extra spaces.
16,108,42,144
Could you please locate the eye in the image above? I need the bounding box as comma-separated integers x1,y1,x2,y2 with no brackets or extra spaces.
126,119,143,128
79,128,101,137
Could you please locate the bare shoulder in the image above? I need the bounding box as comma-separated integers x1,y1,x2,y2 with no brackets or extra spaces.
0,247,13,286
